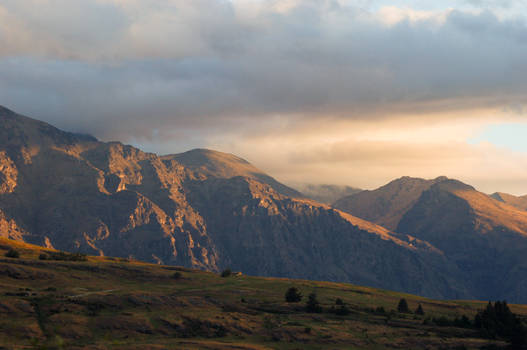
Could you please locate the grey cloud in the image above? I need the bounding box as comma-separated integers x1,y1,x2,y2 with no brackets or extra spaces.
1,1,527,148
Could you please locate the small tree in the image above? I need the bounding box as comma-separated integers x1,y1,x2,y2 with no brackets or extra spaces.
306,293,322,313
221,268,232,277
375,306,386,315
397,298,410,313
335,298,344,305
5,249,19,258
285,287,302,303
415,304,424,315
335,304,351,316
172,272,182,279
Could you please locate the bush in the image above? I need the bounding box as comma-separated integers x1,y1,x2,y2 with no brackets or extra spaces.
415,303,425,315
330,298,350,316
334,304,351,316
306,293,322,313
285,287,302,303
221,268,232,277
397,298,410,313
39,251,87,261
431,314,472,329
5,249,19,258
375,306,386,315
172,272,182,279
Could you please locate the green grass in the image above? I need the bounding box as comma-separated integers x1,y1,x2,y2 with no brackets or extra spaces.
0,237,524,349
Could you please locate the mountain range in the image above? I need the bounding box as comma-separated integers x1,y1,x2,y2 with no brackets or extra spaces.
1,105,527,302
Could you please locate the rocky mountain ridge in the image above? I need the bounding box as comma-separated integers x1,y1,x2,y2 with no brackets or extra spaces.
0,106,468,299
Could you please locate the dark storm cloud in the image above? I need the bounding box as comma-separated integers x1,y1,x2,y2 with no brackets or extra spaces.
0,0,527,143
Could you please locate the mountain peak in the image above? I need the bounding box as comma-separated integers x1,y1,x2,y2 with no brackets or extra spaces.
431,178,475,192
166,148,251,168
0,105,97,144
164,148,303,198
489,192,527,211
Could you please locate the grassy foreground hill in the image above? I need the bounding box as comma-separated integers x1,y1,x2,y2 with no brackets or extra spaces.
0,238,526,350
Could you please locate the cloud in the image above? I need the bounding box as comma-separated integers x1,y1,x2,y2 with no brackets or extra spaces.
212,117,527,194
0,1,526,193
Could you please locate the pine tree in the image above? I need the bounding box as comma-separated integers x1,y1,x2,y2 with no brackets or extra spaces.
397,298,410,313
306,293,322,313
415,303,424,315
285,287,302,303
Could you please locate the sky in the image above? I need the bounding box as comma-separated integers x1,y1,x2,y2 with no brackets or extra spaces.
0,0,527,194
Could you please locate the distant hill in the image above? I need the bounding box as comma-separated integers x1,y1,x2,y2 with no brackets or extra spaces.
290,183,362,204
0,105,467,300
336,176,527,302
333,176,447,230
490,192,527,211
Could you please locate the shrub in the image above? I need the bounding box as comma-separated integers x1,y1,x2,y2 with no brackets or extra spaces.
5,249,19,258
375,306,386,315
306,293,322,313
220,268,232,277
330,298,350,316
397,298,410,313
415,303,425,315
172,272,182,279
334,304,351,316
39,251,87,261
285,287,302,303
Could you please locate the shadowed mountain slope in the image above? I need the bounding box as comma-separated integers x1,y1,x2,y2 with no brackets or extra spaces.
397,179,527,302
0,106,469,299
335,174,527,302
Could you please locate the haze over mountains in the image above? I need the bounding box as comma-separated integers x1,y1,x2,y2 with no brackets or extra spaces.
1,106,527,302
288,183,362,205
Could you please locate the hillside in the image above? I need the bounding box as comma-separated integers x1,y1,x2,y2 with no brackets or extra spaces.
1,238,525,350
0,106,467,300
